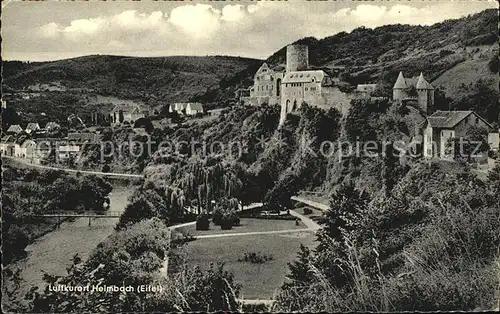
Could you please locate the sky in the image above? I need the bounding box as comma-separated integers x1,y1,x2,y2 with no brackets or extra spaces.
1,0,497,61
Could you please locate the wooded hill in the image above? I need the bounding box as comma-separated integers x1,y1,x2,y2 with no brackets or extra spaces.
2,55,262,104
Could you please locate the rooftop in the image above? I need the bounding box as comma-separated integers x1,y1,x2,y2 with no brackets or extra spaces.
282,70,327,84
426,110,492,129
394,71,434,90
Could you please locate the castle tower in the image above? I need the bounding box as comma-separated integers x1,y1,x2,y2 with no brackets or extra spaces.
286,44,309,72
393,71,407,102
416,72,435,114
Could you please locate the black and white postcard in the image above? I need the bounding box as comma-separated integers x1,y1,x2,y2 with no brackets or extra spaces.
1,0,499,312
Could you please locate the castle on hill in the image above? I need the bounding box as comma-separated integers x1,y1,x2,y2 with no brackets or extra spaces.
393,71,435,114
241,44,350,125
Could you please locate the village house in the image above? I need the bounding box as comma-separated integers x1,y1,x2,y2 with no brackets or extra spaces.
422,110,493,159
58,144,80,161
110,104,149,126
20,139,37,159
7,124,23,134
185,103,204,116
356,84,378,96
169,103,204,116
13,136,36,158
169,103,187,114
242,44,351,125
0,135,16,156
393,72,435,114
25,123,41,134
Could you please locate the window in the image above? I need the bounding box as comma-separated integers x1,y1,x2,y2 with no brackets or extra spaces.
305,87,308,91
475,117,479,124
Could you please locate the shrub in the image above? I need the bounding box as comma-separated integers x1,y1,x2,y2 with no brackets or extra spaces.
212,208,224,226
237,251,275,264
220,212,239,230
303,207,313,215
102,164,110,173
196,214,210,230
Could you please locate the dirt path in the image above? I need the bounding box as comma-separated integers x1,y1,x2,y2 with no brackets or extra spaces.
289,209,321,230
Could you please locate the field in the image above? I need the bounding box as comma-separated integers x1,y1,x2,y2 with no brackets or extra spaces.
178,218,306,237
180,231,317,299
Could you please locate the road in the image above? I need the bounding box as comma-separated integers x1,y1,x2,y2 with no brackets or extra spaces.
194,228,314,239
2,156,144,178
291,195,330,211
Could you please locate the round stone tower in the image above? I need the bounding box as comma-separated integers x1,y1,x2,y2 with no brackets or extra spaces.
286,44,309,72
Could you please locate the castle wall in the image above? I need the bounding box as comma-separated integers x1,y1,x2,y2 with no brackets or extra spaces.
319,87,352,115
278,85,352,124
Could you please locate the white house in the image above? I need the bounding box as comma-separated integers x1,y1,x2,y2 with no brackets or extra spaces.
169,103,187,114
7,125,23,134
25,123,41,134
186,103,204,116
20,139,37,159
0,135,15,156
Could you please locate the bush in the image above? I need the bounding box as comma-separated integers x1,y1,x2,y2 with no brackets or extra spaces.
196,214,210,230
303,207,313,215
212,208,224,226
237,251,275,264
102,164,110,173
220,212,239,230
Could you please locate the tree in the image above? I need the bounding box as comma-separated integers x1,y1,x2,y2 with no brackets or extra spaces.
283,244,313,287
323,182,370,242
196,214,210,230
133,117,154,133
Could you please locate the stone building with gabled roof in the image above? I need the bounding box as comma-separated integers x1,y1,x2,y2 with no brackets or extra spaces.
393,72,435,114
422,110,493,159
110,103,149,126
243,44,351,125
